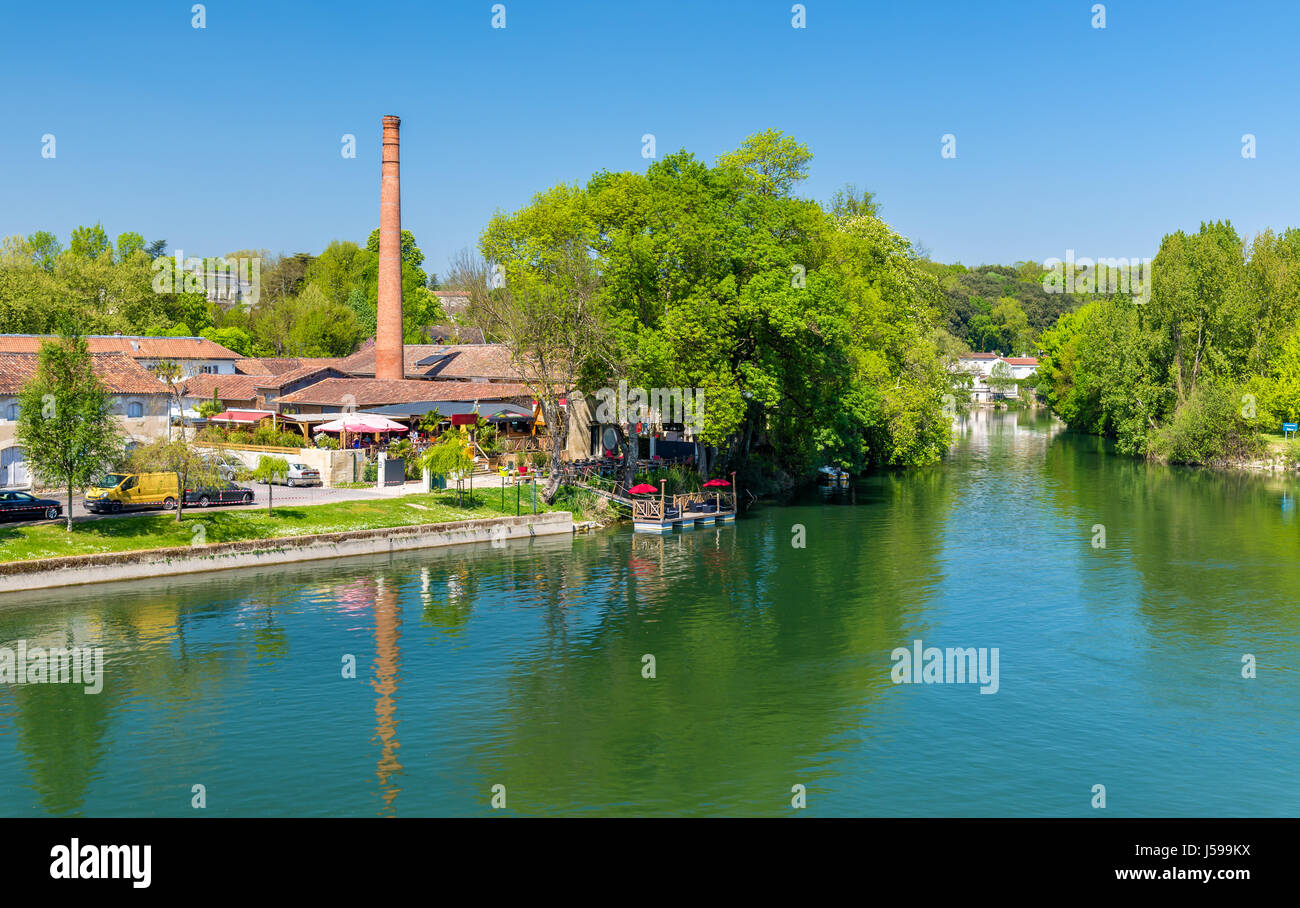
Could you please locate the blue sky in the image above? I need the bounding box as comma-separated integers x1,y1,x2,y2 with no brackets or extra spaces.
3,0,1298,274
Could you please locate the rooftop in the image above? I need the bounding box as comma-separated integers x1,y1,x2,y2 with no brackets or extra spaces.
276,378,532,408
0,352,169,396
0,334,242,360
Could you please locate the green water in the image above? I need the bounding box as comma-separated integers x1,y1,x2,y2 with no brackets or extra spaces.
1,410,1297,816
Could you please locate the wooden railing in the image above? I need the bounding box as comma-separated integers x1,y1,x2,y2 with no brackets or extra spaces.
200,441,302,454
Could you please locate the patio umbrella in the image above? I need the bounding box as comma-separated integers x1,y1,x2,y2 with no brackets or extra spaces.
702,478,731,487
316,415,408,433
627,483,659,495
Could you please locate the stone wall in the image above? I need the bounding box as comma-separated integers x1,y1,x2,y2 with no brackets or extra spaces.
0,511,573,592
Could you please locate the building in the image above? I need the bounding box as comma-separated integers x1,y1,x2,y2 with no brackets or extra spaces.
336,343,522,383
274,378,532,414
0,335,241,379
953,353,1038,402
0,352,170,487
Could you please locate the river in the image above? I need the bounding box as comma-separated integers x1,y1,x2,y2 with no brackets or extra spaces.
1,410,1296,816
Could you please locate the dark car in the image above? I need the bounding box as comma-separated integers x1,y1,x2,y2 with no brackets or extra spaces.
184,480,255,507
0,490,63,521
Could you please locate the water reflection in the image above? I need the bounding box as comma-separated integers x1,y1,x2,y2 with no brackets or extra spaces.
1,417,1298,816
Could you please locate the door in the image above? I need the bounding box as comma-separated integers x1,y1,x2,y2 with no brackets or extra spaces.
1,446,27,487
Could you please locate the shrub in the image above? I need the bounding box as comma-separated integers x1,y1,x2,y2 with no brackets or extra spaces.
362,460,379,482
1148,381,1265,465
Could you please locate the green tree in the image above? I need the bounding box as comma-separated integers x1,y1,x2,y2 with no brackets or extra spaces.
69,223,111,260
15,335,123,531
129,438,222,523
26,231,62,271
716,128,813,196
421,430,474,505
253,455,290,513
116,232,145,261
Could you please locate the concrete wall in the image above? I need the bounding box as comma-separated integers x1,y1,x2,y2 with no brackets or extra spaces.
201,445,366,486
0,511,573,592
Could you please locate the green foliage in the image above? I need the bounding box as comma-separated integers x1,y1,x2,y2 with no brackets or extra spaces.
1040,220,1300,464
15,334,123,531
128,436,224,522
480,131,952,483
421,428,474,478
253,455,290,513
1147,380,1264,464
69,223,110,260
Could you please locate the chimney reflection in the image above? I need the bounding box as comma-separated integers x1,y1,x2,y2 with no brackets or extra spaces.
369,575,402,815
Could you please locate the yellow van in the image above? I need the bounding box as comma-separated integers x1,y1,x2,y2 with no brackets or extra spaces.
85,472,181,514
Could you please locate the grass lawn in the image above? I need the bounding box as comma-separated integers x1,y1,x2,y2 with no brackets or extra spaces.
0,489,569,563
1258,432,1295,455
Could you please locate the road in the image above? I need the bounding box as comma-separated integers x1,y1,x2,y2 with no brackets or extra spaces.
15,472,517,526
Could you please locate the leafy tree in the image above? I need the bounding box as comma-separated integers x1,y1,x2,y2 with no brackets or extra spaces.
421,429,474,505
69,223,111,260
253,455,290,513
116,232,145,261
716,128,813,196
26,231,62,271
15,335,122,531
129,437,222,523
200,325,254,357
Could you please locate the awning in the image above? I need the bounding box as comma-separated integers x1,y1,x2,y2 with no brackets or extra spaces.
210,409,276,424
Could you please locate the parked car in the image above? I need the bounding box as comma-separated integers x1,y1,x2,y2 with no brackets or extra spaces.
201,454,243,481
85,472,181,513
184,480,255,508
259,463,321,487
0,490,62,522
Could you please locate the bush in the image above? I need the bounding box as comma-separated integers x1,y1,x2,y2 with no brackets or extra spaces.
363,461,378,482
1148,382,1265,465
314,435,339,450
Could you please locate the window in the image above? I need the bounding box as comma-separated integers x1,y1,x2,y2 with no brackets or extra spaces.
127,402,144,418
5,403,17,421
200,365,217,374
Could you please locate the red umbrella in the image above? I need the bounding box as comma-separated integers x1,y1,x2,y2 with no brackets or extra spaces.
628,483,659,494
702,478,731,487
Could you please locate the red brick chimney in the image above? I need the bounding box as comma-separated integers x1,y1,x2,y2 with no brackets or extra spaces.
376,114,404,381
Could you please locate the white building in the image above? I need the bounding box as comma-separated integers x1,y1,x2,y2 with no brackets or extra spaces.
953,354,1038,402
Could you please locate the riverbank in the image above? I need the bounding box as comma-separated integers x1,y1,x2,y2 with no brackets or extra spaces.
0,509,574,592
0,489,569,563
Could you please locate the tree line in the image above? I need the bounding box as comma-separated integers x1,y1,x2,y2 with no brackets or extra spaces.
0,225,446,357
449,129,958,494
1037,221,1300,464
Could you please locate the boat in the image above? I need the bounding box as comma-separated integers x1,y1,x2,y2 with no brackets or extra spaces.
817,465,849,488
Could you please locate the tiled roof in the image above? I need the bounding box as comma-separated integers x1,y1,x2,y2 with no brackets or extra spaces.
233,356,343,376
1002,357,1039,366
0,352,169,395
338,343,521,381
276,378,532,408
180,373,260,401
0,334,241,359
251,363,346,390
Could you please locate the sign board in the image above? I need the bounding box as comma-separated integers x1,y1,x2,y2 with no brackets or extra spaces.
1285,423,1298,439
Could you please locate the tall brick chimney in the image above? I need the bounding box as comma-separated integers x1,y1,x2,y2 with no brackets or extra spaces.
376,114,404,381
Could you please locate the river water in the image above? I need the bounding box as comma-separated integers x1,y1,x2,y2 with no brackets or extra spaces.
1,410,1296,816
